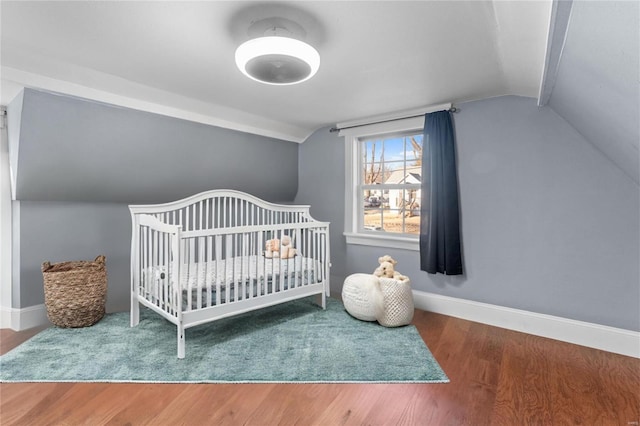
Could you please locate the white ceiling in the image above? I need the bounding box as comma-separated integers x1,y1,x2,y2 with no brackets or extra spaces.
0,1,552,142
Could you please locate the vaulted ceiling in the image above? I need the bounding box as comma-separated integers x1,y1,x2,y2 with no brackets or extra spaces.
1,1,550,142
1,1,638,183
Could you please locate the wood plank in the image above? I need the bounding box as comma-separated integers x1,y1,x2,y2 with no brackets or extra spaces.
104,384,187,425
0,383,74,425
310,384,386,425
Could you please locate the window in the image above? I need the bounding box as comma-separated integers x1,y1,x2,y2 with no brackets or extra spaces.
342,113,432,251
360,133,423,235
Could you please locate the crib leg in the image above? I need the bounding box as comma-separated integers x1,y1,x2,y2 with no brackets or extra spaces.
130,293,140,327
316,293,326,310
177,322,185,359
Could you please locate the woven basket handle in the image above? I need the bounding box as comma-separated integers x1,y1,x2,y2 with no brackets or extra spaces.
94,255,106,265
41,261,51,272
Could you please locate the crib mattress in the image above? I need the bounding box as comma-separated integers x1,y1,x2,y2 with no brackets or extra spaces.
143,255,322,309
182,255,320,289
144,255,321,291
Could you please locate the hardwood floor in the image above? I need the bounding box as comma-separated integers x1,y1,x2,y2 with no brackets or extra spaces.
1,309,638,425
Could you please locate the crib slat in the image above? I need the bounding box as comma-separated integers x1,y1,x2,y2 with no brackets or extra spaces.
294,228,301,289
206,235,213,307
196,237,203,309
307,230,312,285
315,231,320,283
200,200,204,231
187,237,193,311
257,231,265,295
160,232,167,314
215,235,222,306
168,233,172,315
141,226,148,297
167,233,173,314
250,232,256,298
226,234,233,301
278,230,285,293
222,197,226,228
151,229,157,304
237,233,241,300
160,230,168,315
240,233,246,300
205,199,210,231
235,198,239,227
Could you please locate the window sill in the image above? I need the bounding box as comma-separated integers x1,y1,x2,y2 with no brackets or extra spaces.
344,232,419,251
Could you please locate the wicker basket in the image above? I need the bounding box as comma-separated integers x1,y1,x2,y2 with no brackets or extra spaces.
42,255,107,328
377,277,414,327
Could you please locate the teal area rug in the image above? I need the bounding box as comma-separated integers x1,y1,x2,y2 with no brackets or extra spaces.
0,298,448,383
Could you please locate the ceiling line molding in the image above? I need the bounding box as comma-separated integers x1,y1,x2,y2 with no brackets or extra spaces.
537,0,574,106
1,67,309,143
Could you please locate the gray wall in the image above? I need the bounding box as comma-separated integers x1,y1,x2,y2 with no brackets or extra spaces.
297,96,639,331
13,89,298,204
293,126,346,291
9,89,300,310
17,201,131,311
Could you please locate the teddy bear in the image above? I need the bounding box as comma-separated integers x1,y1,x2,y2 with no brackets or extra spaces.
279,235,297,259
264,235,297,259
264,238,280,258
373,255,408,282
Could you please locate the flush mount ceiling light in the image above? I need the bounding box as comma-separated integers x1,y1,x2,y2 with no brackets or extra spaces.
235,20,320,85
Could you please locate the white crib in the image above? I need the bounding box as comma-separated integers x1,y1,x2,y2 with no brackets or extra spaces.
129,189,330,358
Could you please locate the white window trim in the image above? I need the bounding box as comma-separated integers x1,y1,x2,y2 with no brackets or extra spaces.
340,103,451,251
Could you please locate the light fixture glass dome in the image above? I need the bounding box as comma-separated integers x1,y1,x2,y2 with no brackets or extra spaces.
235,36,320,85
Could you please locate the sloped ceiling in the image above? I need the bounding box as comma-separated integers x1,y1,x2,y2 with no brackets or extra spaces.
1,1,637,185
547,0,639,184
1,1,551,142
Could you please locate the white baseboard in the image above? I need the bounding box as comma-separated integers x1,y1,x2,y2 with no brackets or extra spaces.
0,304,50,331
412,290,640,359
0,306,11,329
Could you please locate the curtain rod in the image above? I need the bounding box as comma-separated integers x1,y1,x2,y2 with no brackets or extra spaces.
329,106,458,133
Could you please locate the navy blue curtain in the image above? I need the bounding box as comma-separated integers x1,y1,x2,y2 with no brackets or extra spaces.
420,110,463,275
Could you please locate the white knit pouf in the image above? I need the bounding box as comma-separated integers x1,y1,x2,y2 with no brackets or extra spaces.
377,277,414,327
341,273,383,321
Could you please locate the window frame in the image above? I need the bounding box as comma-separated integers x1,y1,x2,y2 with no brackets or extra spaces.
342,115,426,251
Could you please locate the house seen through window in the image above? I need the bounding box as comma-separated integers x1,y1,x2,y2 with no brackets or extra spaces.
360,133,424,236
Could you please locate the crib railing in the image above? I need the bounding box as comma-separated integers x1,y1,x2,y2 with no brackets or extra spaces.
178,223,328,311
147,194,314,231
130,214,182,328
132,215,329,317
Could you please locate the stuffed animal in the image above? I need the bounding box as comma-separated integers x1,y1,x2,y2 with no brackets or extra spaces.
264,236,297,259
264,238,280,258
280,235,297,259
373,255,408,282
